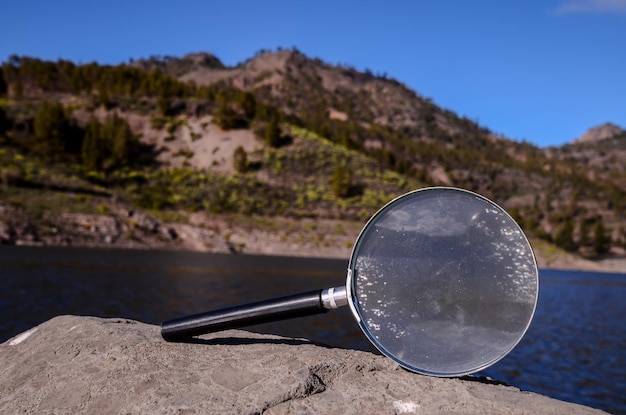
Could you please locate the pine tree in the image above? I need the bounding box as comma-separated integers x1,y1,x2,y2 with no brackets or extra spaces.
264,117,281,147
157,92,171,116
81,118,102,171
0,107,9,135
34,101,71,158
112,120,132,168
239,92,256,120
579,220,592,248
233,146,248,173
13,80,23,98
214,102,242,130
96,81,110,108
330,164,353,198
0,67,7,97
554,219,576,252
593,220,611,255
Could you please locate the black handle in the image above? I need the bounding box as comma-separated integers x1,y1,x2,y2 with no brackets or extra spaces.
161,289,326,341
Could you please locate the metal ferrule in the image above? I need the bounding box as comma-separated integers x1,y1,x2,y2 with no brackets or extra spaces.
321,286,348,310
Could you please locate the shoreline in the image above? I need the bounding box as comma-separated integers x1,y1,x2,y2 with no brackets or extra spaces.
5,233,625,275
2,200,624,274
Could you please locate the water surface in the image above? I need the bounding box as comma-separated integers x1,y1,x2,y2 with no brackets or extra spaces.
0,246,623,413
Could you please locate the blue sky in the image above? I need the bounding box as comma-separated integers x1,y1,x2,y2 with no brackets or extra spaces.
3,0,625,147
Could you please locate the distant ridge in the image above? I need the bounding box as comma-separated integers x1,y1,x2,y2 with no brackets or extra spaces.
574,122,624,144
131,52,225,77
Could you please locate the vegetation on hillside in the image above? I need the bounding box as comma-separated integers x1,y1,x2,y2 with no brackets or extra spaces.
1,52,624,257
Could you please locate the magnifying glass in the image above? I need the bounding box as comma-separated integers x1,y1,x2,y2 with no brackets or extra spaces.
161,187,538,377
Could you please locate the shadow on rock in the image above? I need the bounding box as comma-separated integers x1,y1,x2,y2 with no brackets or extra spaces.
173,335,337,349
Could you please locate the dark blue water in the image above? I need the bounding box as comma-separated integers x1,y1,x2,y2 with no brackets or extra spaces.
479,269,626,414
0,246,624,413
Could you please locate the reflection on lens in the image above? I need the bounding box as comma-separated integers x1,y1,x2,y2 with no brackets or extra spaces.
347,188,538,377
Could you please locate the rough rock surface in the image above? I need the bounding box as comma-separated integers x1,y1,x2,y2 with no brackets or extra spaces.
0,316,605,415
575,122,623,143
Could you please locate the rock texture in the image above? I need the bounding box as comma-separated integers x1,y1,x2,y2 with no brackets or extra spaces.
0,201,236,254
0,316,605,414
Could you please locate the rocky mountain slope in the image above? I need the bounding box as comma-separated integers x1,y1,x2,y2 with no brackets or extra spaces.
0,50,624,266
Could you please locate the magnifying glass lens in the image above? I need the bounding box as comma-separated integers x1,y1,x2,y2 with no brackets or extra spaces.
348,188,538,376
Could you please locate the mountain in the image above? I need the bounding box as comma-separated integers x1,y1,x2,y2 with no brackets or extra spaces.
0,50,624,263
574,123,624,144
548,126,626,176
147,50,626,224
153,50,496,141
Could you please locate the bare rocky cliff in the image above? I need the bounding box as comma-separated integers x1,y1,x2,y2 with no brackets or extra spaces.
0,316,606,414
574,123,624,143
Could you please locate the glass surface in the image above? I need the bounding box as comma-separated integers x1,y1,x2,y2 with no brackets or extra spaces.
347,187,538,376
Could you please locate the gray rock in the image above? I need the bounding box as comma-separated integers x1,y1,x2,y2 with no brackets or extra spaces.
0,316,605,415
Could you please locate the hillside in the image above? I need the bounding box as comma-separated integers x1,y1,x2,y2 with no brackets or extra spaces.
0,50,624,268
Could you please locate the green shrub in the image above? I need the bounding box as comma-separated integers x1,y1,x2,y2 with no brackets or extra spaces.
150,116,167,130
213,102,247,130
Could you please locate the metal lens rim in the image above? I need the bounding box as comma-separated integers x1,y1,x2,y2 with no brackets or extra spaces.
345,187,539,377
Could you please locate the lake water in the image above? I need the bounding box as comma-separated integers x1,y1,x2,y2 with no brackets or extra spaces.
0,246,624,414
